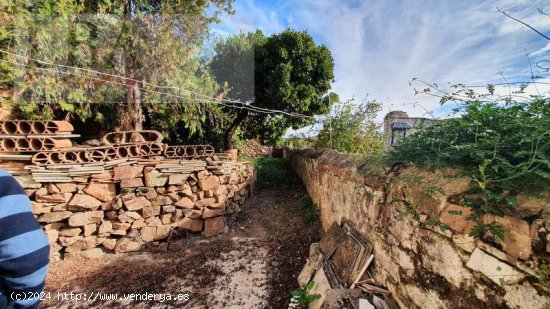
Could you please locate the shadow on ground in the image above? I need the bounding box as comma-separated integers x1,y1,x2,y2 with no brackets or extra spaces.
44,160,320,309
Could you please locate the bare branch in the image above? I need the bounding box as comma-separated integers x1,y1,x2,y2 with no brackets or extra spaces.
497,71,512,98
524,49,541,96
538,8,550,18
497,7,550,41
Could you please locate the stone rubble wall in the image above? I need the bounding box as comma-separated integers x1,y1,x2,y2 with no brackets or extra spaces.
289,149,550,309
240,139,272,158
15,161,255,260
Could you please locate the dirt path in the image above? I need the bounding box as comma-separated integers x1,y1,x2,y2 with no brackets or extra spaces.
43,186,320,309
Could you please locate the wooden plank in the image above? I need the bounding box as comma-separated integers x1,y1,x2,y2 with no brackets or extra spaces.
350,254,374,289
0,154,32,160
357,283,391,295
0,134,80,138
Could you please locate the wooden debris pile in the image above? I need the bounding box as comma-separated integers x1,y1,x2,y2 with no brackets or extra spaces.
295,222,398,309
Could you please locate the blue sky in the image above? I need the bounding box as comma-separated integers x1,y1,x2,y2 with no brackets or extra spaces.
211,0,550,126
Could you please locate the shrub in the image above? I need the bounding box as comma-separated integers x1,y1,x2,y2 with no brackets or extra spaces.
316,98,383,156
388,99,550,237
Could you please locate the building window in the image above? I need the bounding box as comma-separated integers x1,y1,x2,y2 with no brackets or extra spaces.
391,122,411,146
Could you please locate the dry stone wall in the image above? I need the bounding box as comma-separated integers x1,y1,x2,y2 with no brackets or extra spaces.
289,149,550,309
240,139,272,158
15,160,255,261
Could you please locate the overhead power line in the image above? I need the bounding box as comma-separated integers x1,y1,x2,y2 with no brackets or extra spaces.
0,49,315,119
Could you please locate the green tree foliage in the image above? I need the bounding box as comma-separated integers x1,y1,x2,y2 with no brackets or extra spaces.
316,98,383,156
209,29,337,149
0,0,232,140
389,98,550,238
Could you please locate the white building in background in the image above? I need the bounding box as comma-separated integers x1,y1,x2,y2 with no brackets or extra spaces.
383,111,434,148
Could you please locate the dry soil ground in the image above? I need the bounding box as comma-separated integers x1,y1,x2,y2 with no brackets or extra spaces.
43,185,321,309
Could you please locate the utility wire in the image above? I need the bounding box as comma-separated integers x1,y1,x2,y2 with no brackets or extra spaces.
0,49,314,118
1,57,314,118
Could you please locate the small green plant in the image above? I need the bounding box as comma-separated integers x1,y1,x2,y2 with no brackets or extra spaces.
537,262,550,284
399,204,421,220
421,218,450,232
468,222,505,240
289,281,321,309
425,184,445,198
300,194,318,223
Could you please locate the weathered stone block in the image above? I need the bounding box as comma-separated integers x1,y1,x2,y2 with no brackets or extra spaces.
68,211,104,227
440,203,475,234
83,223,97,236
161,214,172,224
141,226,157,243
196,198,216,208
484,215,532,260
120,178,144,188
59,235,83,247
38,211,72,223
162,205,176,213
56,183,78,193
202,207,224,218
175,197,194,209
173,218,203,232
60,227,82,237
83,183,116,202
168,173,189,185
98,221,112,236
158,195,172,205
204,217,224,238
115,238,141,253
199,176,220,191
36,192,72,203
124,196,152,211
103,238,117,251
114,165,144,180
68,194,102,211
466,247,524,285
155,225,171,240
131,218,146,229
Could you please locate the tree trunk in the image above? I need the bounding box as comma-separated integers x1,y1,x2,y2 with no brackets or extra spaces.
126,79,143,131
117,0,143,131
224,110,248,150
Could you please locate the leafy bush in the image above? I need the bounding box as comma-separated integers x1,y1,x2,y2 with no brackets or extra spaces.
389,99,550,237
390,99,549,192
316,98,383,156
280,134,317,150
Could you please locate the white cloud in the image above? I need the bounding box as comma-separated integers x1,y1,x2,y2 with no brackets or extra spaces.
215,0,550,133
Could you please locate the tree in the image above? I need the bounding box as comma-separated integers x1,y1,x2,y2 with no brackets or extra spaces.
0,0,233,136
316,98,383,156
209,29,337,150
